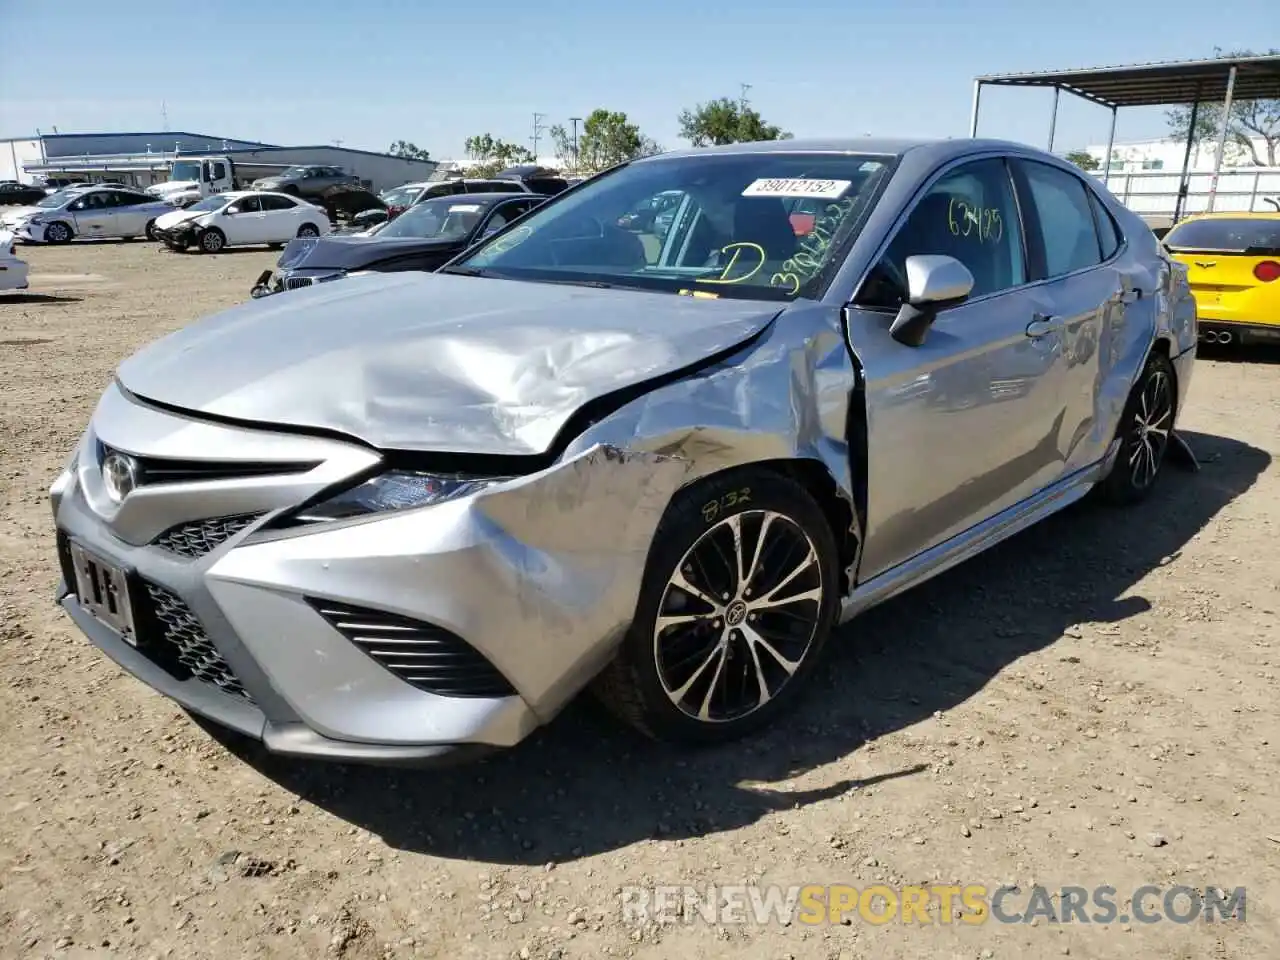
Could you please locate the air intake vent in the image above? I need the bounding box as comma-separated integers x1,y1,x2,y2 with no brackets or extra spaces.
308,599,516,698
140,582,253,702
153,513,263,559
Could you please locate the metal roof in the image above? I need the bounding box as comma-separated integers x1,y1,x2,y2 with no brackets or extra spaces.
976,54,1280,108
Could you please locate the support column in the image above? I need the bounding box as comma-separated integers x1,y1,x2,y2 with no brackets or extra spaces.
970,81,982,138
1102,106,1118,186
1047,86,1061,151
1206,65,1238,213
1173,93,1201,224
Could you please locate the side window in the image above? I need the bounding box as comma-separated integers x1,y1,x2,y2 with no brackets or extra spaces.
1018,161,1103,277
211,162,227,181
1087,190,1122,260
260,195,296,211
231,195,262,213
861,158,1026,307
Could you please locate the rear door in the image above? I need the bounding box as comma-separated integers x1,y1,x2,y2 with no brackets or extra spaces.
1009,158,1130,476
259,194,303,241
110,191,157,235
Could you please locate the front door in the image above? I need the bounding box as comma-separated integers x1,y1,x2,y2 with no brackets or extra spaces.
849,156,1070,580
68,191,116,238
224,194,267,244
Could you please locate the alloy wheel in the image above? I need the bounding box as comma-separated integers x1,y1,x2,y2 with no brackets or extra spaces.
46,222,70,243
1128,367,1173,489
653,510,824,724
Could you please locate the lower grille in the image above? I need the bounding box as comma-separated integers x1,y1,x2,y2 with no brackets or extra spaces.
152,513,262,559
140,582,253,702
308,598,515,698
284,276,314,290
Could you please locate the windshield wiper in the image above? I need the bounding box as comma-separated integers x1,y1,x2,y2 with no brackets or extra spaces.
438,265,488,276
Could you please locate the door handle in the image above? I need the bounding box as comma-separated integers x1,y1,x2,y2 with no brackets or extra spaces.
1025,314,1063,338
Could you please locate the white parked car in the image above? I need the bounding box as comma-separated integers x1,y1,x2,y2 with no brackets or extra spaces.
0,229,29,291
9,187,175,243
151,191,331,253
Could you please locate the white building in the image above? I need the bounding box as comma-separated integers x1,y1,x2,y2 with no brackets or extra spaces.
1083,134,1276,174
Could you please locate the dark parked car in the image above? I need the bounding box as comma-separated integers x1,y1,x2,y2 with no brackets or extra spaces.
250,192,544,297
250,165,362,199
0,182,48,206
494,164,571,196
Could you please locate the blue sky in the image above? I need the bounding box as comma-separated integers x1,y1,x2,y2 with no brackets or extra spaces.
0,0,1268,161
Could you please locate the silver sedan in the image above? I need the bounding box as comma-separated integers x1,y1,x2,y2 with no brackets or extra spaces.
14,187,175,243
50,137,1197,765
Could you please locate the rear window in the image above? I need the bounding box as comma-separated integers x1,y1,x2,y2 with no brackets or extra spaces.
1164,218,1280,254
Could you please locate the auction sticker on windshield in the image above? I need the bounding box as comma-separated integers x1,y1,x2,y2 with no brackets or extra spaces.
449,204,482,213
742,178,851,199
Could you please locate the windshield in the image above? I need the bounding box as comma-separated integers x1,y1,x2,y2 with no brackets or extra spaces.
37,190,75,208
186,195,232,213
170,161,202,182
1164,217,1280,254
377,197,488,240
456,152,894,300
380,185,421,208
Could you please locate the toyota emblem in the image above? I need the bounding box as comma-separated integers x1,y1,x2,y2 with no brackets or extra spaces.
101,451,139,503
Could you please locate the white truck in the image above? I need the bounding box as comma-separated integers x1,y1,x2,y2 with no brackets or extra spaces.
145,156,239,208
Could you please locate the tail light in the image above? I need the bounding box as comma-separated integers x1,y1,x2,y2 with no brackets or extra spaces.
1254,260,1280,283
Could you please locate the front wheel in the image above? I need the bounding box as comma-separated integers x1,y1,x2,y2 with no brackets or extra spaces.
198,228,226,253
43,221,73,244
593,468,839,744
1095,351,1177,505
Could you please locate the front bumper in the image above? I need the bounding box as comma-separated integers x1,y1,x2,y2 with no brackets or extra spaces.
154,221,199,247
51,384,686,764
16,222,45,242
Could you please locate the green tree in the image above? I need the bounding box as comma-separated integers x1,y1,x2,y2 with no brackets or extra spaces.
464,133,534,177
1064,150,1099,171
677,97,790,147
1166,48,1280,166
388,140,431,160
548,123,577,171
577,109,661,172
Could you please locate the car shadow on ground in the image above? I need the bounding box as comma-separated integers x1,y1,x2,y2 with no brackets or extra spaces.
1196,342,1280,365
1,294,81,305
208,429,1269,865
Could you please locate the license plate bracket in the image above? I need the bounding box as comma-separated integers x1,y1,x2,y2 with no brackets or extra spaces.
68,541,138,646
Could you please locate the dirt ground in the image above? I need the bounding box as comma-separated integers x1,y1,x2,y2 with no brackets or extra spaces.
1,241,1278,960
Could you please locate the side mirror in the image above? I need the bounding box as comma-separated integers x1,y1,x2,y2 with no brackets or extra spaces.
888,255,974,347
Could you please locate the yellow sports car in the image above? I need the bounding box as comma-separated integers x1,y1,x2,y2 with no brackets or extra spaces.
1163,212,1280,346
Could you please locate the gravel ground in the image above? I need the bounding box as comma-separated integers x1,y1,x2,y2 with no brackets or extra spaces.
2,241,1278,960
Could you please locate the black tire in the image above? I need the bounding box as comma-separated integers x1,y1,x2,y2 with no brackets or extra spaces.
297,223,320,238
198,228,226,254
43,221,73,244
145,220,158,241
1095,351,1177,506
593,467,839,744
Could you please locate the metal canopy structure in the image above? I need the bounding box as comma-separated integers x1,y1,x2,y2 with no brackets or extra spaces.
971,54,1280,221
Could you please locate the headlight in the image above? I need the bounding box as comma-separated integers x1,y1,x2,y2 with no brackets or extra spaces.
293,471,506,523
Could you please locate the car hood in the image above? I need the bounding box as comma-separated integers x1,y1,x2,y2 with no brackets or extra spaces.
116,271,782,456
1,204,42,225
253,178,285,188
277,234,460,271
151,180,198,195
154,208,206,230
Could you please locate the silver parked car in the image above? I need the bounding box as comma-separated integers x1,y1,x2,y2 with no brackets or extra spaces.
12,187,174,243
50,138,1196,765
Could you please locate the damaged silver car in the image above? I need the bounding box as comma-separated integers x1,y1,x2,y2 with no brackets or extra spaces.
50,138,1198,765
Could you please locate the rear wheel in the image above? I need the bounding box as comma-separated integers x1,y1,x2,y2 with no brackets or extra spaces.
1096,351,1177,505
145,219,158,241
593,468,839,744
297,223,320,238
198,228,226,254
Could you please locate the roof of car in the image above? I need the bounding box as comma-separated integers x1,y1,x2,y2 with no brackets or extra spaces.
415,192,532,206
1172,211,1280,221
640,136,1035,162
